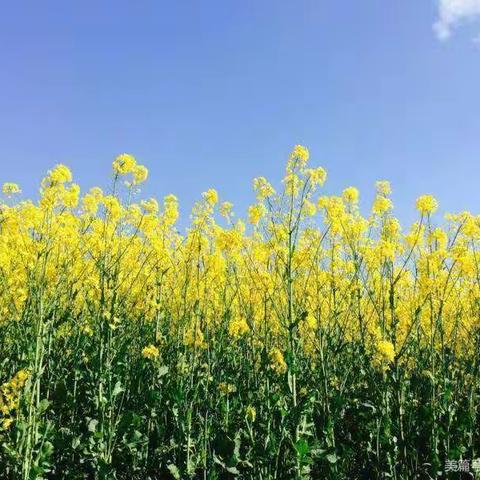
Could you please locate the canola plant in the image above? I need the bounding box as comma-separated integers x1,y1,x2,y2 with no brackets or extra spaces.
0,147,479,479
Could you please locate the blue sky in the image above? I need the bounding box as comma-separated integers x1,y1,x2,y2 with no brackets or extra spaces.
1,1,480,227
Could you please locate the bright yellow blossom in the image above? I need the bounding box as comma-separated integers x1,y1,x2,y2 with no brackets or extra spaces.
228,317,250,338
248,204,266,225
245,405,256,422
142,345,160,360
269,347,287,375
288,144,309,168
416,194,438,215
133,164,149,184
342,186,359,204
113,153,137,175
203,189,218,206
375,340,395,365
2,183,21,195
375,180,392,195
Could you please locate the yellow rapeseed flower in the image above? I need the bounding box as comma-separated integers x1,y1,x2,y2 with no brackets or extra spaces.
269,347,287,375
306,167,327,186
218,382,236,395
289,145,309,168
113,153,137,175
253,177,275,200
133,164,149,184
342,186,359,204
2,183,21,195
376,340,395,365
228,317,250,338
220,201,234,218
245,405,256,422
203,189,218,206
248,204,266,225
376,180,392,195
142,344,160,360
372,196,393,216
416,195,438,215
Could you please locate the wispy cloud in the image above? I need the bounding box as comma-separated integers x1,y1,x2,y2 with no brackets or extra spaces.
434,0,480,40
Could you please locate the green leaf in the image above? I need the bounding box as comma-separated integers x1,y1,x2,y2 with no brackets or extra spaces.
233,431,241,459
167,464,180,480
40,440,54,458
38,398,50,414
87,419,98,433
112,381,124,397
226,466,240,475
326,453,337,464
295,438,310,457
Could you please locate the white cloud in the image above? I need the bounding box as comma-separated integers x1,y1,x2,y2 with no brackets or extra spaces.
434,0,480,40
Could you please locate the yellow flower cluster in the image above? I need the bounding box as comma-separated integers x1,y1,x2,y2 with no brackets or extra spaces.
0,370,29,430
2,183,21,195
218,382,236,395
416,194,438,215
342,186,359,204
375,340,395,365
269,348,287,375
228,317,250,338
248,204,266,225
112,153,137,175
142,344,160,360
245,405,256,422
0,145,478,382
112,153,149,185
